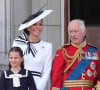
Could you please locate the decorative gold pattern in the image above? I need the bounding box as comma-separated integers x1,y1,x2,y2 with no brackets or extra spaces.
62,80,94,87
90,62,96,70
93,70,97,78
87,70,92,77
82,73,85,80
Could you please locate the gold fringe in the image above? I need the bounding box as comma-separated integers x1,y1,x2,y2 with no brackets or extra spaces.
62,41,86,75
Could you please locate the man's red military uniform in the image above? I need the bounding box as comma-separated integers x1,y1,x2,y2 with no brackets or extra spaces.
51,42,100,90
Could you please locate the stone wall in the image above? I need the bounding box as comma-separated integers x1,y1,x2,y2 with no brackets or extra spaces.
0,64,8,76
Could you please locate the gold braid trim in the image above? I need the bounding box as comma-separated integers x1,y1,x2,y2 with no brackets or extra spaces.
62,47,84,59
52,87,60,90
62,41,86,75
62,80,94,87
62,48,84,75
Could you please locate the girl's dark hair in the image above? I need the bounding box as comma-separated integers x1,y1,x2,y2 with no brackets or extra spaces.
9,47,24,69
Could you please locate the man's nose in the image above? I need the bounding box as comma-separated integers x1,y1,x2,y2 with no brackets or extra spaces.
71,32,75,36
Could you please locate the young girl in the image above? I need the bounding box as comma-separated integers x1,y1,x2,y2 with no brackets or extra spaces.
0,47,36,90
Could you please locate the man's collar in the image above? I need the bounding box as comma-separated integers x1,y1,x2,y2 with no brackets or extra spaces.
71,41,87,48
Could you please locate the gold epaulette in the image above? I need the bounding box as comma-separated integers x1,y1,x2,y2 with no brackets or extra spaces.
88,43,97,48
57,43,70,50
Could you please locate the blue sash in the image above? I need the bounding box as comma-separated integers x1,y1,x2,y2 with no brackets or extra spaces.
61,46,97,90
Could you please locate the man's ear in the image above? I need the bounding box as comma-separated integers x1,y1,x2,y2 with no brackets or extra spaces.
83,30,86,37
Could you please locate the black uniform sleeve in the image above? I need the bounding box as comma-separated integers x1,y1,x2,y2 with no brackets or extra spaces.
28,71,37,90
0,71,7,90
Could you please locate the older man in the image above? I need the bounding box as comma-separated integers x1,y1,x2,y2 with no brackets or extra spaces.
51,19,100,90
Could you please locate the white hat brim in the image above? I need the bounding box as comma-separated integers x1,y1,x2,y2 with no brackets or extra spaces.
18,10,52,30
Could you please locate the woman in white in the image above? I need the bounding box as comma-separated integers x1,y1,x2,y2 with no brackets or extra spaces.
12,10,53,90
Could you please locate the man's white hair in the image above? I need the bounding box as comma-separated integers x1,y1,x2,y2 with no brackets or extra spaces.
68,19,86,32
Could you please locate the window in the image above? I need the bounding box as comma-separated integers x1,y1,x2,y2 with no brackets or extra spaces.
70,0,100,25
